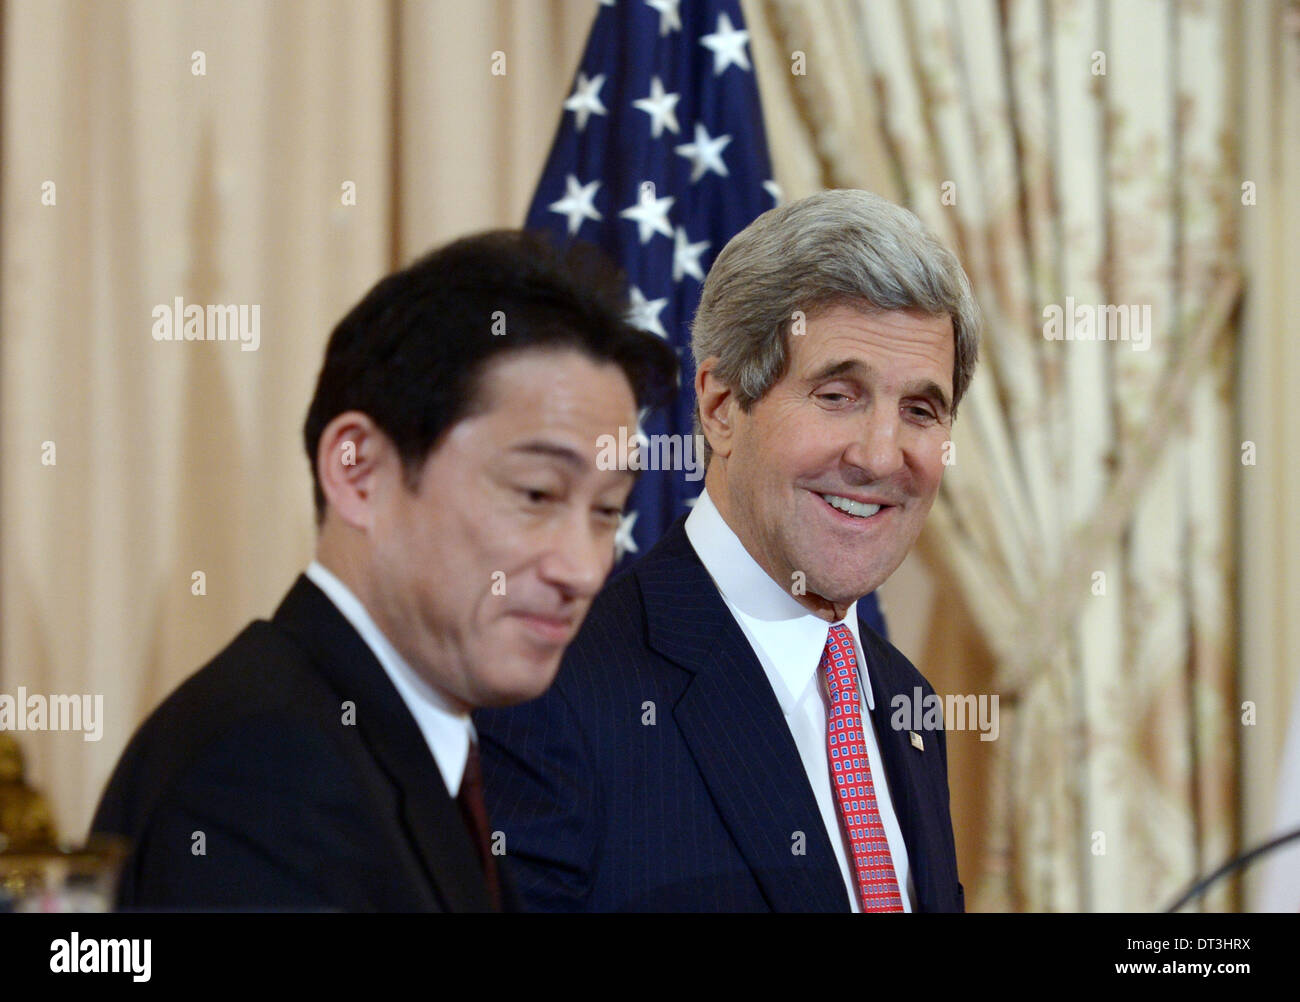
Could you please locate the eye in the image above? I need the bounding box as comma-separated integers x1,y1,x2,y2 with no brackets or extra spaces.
816,392,852,405
595,505,625,525
520,487,557,504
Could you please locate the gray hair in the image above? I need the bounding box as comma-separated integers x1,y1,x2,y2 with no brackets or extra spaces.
690,189,980,460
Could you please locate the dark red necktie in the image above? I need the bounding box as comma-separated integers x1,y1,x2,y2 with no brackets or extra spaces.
456,740,502,910
821,624,903,911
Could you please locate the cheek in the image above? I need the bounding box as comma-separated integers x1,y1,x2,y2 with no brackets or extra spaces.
466,517,543,615
900,424,945,473
919,439,949,487
752,408,816,472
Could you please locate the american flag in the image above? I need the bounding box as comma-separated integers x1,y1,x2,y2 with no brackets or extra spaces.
525,0,887,637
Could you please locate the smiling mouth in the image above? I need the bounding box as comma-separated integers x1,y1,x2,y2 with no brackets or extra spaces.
817,492,891,520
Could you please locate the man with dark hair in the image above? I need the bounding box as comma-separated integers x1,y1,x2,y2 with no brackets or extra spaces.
91,230,677,911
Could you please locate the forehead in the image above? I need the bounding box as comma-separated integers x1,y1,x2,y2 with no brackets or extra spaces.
790,303,955,389
445,347,638,462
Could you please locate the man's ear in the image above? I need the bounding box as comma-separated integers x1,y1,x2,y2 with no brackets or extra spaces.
316,411,393,531
695,357,737,460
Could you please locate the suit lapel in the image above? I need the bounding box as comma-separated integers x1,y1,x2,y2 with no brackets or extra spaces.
272,576,493,912
638,520,850,912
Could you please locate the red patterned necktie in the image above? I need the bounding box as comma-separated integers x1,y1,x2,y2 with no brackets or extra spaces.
821,623,904,912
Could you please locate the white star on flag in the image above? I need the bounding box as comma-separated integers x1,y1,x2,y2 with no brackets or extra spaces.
699,12,751,75
626,286,669,338
614,510,640,561
564,71,607,131
633,76,682,138
619,184,675,244
675,122,732,183
548,175,603,235
763,179,784,205
645,0,682,36
633,406,652,449
672,226,710,282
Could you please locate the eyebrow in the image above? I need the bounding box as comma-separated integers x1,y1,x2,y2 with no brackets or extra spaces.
805,359,953,416
508,440,637,479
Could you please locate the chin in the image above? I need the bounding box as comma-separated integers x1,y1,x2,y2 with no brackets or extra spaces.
810,565,891,605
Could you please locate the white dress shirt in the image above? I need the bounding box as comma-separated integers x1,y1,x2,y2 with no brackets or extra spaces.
684,490,916,911
305,561,475,798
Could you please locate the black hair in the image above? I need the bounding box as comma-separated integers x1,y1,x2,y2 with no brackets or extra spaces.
303,229,679,519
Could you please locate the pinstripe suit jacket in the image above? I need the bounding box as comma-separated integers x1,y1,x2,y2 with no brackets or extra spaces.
475,516,964,912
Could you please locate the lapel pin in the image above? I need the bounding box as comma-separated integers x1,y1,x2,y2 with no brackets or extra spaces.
909,731,924,752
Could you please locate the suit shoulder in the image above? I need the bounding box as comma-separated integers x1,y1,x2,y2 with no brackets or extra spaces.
93,620,347,836
146,620,338,736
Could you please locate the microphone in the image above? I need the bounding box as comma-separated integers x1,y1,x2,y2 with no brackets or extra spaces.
1165,824,1300,912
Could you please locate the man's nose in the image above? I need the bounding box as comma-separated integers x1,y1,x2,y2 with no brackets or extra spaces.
842,404,906,481
537,513,613,599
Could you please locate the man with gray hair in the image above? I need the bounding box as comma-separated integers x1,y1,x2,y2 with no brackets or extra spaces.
477,189,977,912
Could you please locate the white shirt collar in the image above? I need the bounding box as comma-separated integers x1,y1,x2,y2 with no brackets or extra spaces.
305,560,475,797
683,489,874,714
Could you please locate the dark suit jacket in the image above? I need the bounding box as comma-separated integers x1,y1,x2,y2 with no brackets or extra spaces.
475,516,963,912
92,575,509,912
